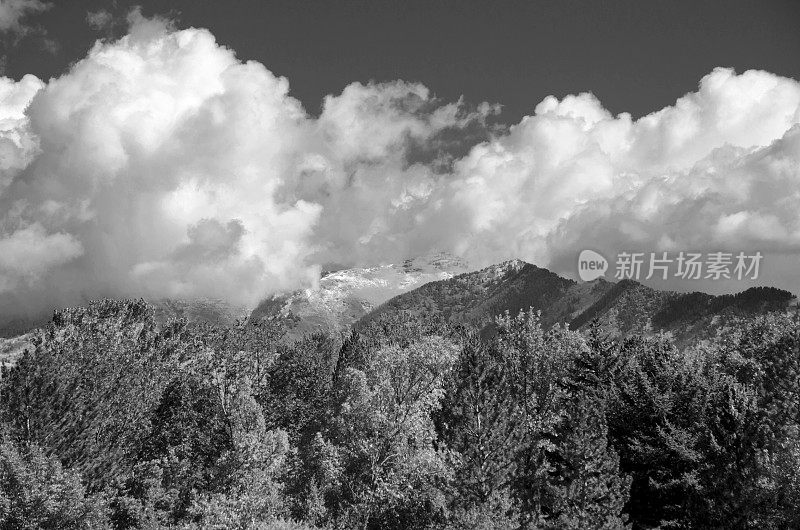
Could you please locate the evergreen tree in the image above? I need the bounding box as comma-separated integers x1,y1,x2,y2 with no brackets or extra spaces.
0,440,109,529
543,395,631,530
437,331,525,505
0,300,182,490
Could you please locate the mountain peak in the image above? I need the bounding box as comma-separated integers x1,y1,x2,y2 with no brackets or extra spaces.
251,254,472,339
401,252,469,273
489,258,529,273
355,261,796,347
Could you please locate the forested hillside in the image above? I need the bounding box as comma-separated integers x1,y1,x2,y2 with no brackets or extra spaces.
1,296,800,529
359,261,795,346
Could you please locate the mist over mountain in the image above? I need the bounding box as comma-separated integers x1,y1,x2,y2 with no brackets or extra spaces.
250,253,470,340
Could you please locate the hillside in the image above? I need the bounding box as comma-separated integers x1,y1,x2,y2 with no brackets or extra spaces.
359,260,587,329
151,298,249,327
358,260,797,345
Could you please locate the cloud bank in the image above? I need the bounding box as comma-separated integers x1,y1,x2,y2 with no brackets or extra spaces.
1,14,799,320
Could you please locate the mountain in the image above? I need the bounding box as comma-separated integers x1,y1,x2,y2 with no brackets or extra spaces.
0,333,32,370
566,279,796,344
1,257,793,353
357,260,796,345
151,298,249,327
359,260,581,327
0,253,468,347
250,253,471,339
0,251,466,365
357,260,609,334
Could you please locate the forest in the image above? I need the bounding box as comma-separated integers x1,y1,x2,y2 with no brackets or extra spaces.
1,298,800,529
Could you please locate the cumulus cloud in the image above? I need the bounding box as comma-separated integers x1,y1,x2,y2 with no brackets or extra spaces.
0,223,82,292
451,69,800,269
1,13,799,322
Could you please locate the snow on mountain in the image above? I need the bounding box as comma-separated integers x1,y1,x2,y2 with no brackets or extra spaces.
250,253,471,338
0,333,32,369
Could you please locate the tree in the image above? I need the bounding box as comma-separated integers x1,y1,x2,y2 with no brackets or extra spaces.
265,333,338,442
437,331,526,505
327,334,459,529
128,371,234,524
441,310,631,528
543,395,631,530
599,331,770,529
0,299,182,490
113,316,287,527
700,312,800,528
186,378,292,529
0,440,109,529
492,311,578,524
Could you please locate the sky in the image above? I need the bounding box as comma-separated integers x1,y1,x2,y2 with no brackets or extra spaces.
4,0,800,122
0,0,799,322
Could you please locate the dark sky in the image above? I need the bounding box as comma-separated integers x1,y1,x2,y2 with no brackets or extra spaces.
4,0,800,123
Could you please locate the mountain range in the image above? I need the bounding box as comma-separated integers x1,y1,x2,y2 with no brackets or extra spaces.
356,260,796,345
1,255,795,363
250,257,795,347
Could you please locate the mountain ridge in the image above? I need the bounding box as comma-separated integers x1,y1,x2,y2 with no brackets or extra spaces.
1,257,795,357
356,261,796,346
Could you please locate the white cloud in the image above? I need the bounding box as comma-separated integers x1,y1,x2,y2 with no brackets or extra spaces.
0,73,42,193
0,13,799,322
0,223,82,292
